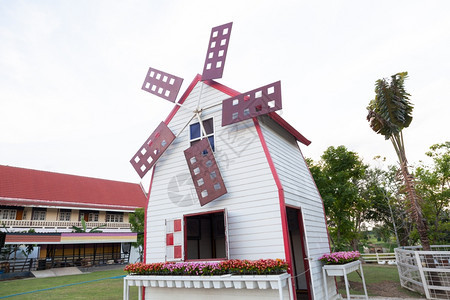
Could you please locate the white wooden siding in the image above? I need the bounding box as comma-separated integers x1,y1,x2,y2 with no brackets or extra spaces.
145,81,286,264
258,115,334,300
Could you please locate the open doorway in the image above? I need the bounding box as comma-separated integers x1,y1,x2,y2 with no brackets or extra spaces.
286,206,311,300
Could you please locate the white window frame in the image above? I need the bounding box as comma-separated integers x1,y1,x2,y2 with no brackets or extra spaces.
189,117,215,151
32,210,46,221
106,213,124,223
0,209,17,220
59,210,71,221
88,212,99,222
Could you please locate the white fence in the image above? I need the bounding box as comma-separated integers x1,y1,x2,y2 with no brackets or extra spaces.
395,245,450,299
361,252,396,264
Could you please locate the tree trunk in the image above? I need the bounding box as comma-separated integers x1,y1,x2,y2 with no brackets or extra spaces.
391,134,430,251
399,161,431,250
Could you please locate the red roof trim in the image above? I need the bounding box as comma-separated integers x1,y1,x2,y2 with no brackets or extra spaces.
203,79,240,97
203,79,311,145
268,112,311,146
164,74,202,125
253,117,296,300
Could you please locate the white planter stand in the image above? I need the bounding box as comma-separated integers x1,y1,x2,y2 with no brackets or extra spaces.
322,260,368,300
124,273,292,300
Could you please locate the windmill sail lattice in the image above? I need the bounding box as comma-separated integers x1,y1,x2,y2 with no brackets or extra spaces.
221,81,282,126
142,67,184,103
130,122,176,178
201,22,233,81
131,22,285,207
184,139,227,206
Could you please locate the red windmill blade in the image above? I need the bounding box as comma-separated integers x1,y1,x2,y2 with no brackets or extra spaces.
142,67,184,103
221,81,282,126
201,22,233,81
130,122,176,178
184,138,227,206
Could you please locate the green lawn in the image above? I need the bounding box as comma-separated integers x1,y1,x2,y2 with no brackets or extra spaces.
337,264,425,298
0,264,425,299
0,268,138,299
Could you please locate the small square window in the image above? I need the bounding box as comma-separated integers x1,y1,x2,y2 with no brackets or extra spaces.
210,171,217,179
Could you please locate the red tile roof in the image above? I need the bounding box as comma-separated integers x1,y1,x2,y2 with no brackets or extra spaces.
0,165,147,211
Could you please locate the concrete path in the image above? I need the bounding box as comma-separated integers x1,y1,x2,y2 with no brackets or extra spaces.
31,267,82,278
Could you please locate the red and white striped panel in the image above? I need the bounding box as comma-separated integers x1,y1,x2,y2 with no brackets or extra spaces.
166,218,183,261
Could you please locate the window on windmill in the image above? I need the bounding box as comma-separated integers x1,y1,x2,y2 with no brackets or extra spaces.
185,211,226,260
189,118,215,151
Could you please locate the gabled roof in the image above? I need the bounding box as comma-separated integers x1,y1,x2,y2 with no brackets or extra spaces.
0,165,147,211
165,75,311,145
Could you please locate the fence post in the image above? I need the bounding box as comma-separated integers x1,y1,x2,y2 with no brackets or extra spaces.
414,251,430,299
376,252,379,264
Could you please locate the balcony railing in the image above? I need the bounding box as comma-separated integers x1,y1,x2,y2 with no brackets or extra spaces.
0,219,131,230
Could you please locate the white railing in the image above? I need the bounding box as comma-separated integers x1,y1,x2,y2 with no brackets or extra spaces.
123,273,292,300
361,252,396,264
395,245,450,299
1,219,130,229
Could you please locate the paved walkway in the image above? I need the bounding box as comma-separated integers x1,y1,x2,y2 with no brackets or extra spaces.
31,264,125,278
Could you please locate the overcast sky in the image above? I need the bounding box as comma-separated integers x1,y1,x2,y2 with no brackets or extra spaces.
1,0,449,187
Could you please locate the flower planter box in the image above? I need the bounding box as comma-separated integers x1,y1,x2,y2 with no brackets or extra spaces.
322,260,368,300
323,260,361,276
123,273,292,300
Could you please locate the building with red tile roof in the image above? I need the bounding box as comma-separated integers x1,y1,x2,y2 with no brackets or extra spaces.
0,165,147,272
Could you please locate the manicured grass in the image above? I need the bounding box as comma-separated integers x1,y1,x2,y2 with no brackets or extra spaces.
1,264,424,299
337,264,424,298
0,268,138,299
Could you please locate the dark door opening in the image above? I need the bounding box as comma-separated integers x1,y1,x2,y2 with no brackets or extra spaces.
287,207,311,300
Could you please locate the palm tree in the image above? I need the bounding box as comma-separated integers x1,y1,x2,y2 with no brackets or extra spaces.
366,72,430,250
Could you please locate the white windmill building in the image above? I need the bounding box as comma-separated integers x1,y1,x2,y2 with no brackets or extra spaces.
126,22,338,300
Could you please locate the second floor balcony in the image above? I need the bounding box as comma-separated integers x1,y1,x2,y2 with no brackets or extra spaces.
0,219,131,231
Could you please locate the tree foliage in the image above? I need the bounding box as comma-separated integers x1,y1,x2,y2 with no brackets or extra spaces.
366,72,431,250
415,142,450,244
71,219,105,233
308,146,368,251
129,207,145,262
